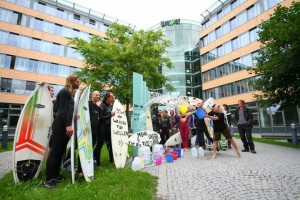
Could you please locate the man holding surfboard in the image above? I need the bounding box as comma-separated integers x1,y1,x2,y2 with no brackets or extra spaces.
96,92,115,166
44,74,80,188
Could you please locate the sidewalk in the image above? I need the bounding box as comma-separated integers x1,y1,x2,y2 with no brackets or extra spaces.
143,140,300,200
0,151,12,179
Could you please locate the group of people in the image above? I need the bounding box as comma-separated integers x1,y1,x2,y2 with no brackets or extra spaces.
43,74,256,188
152,99,257,159
44,74,115,188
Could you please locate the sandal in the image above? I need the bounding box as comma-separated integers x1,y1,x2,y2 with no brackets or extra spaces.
211,155,217,159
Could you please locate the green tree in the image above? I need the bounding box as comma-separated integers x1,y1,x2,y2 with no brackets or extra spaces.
248,2,300,109
68,23,173,118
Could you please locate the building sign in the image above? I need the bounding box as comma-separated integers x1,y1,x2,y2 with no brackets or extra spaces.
161,18,180,27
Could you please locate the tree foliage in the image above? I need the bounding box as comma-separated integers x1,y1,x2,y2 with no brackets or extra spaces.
248,2,300,108
68,23,174,110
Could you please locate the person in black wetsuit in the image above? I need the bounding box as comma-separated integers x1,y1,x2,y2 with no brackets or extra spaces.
95,92,115,166
88,91,101,164
44,74,80,188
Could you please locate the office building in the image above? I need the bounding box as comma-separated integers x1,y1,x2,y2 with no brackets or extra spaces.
199,0,299,133
0,0,134,127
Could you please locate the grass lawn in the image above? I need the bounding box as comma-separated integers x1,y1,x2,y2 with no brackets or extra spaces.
0,140,13,153
0,145,158,200
234,135,300,148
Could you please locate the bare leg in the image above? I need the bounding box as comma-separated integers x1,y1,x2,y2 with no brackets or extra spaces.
212,140,218,158
229,138,241,157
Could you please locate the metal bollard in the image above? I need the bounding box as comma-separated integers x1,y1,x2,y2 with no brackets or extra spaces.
2,125,8,149
291,123,298,145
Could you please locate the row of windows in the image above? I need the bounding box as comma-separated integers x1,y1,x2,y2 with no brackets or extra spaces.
0,77,63,95
0,30,83,60
202,51,259,83
0,7,96,41
203,77,256,99
4,0,112,32
0,54,79,77
201,27,259,65
201,0,283,46
201,0,246,30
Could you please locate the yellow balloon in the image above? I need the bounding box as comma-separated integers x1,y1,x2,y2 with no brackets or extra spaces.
178,103,188,114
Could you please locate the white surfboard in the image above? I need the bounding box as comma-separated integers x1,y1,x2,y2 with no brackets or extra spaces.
145,107,153,131
203,98,214,148
111,99,128,168
76,86,94,182
13,85,52,183
128,130,161,147
164,132,182,147
71,89,81,184
219,104,229,127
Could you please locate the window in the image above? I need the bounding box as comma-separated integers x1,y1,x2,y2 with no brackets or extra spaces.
247,5,256,20
215,26,222,38
10,55,16,69
0,78,12,92
222,22,230,35
217,45,224,57
56,8,66,19
12,11,22,25
231,37,239,51
230,17,238,30
5,55,12,68
249,27,259,42
268,0,281,9
208,31,216,43
217,10,223,19
202,35,209,46
223,41,232,55
25,81,36,94
89,19,95,25
34,18,44,31
28,59,38,72
54,23,63,35
37,2,46,12
74,14,80,20
237,11,247,26
240,32,250,47
52,43,63,56
11,79,25,94
231,0,238,10
9,33,19,47
31,38,41,51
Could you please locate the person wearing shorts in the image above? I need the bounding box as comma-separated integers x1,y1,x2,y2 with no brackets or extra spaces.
207,104,241,159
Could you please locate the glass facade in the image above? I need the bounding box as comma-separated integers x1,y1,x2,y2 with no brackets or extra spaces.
149,20,202,97
200,0,299,132
0,0,134,128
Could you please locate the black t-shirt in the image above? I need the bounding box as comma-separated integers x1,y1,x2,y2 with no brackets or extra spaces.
208,111,226,132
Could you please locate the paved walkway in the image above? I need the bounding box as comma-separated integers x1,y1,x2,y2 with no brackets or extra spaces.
143,141,300,200
0,151,12,179
1,141,300,199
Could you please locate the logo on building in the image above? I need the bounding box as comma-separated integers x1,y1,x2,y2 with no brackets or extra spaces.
161,19,180,27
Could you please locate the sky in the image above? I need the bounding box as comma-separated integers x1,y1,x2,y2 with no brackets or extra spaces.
72,0,217,30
